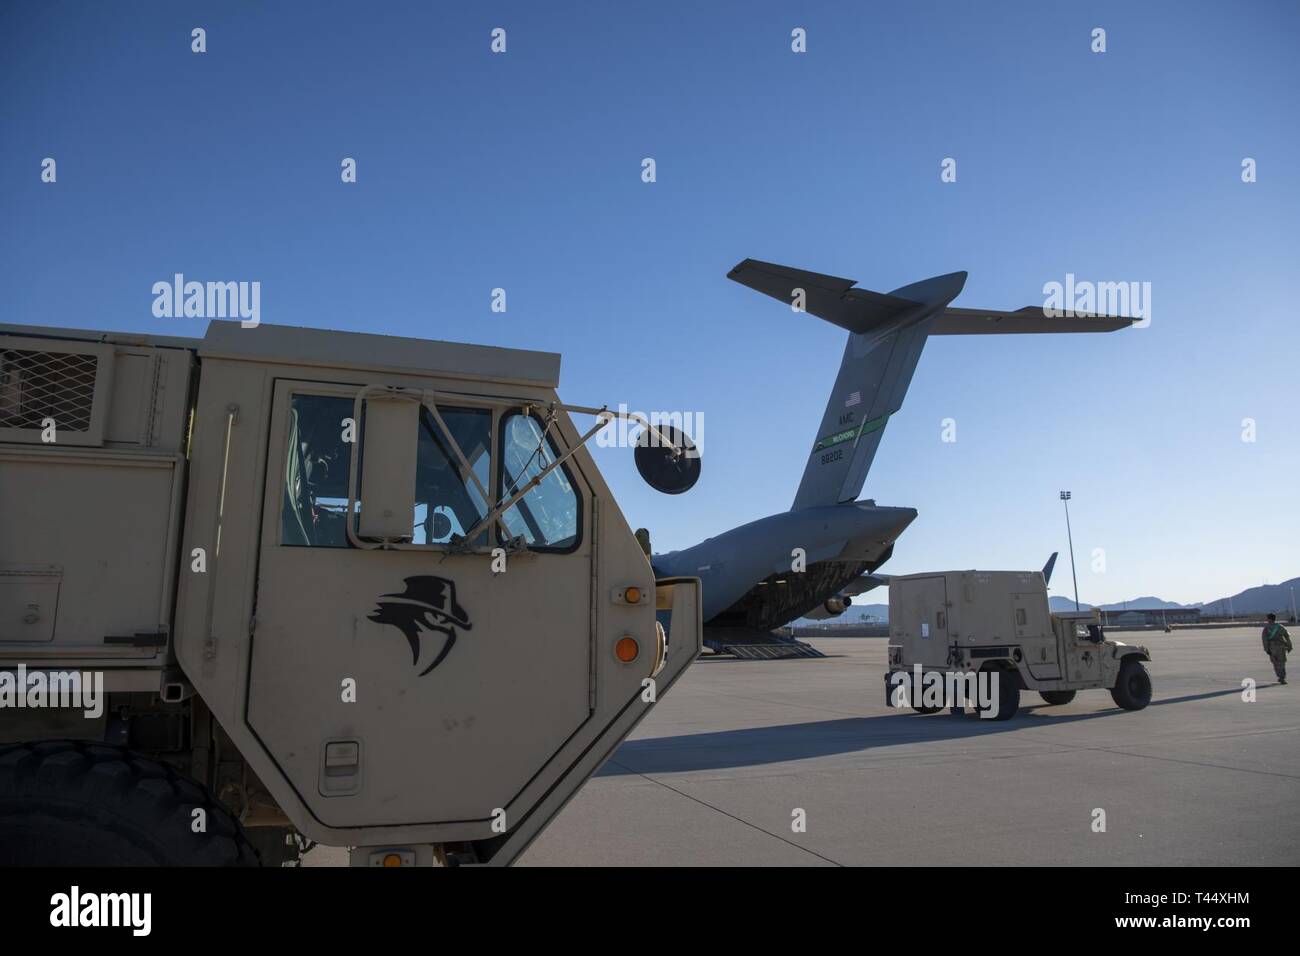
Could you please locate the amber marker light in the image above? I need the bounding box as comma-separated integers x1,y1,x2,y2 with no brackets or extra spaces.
615,636,640,663
624,586,642,604
382,853,403,867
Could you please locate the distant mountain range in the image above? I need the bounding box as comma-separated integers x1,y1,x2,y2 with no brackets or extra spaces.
798,576,1300,626
1048,595,1183,612
1050,576,1300,616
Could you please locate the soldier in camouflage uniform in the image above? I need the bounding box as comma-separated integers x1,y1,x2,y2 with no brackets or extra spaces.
1262,613,1293,684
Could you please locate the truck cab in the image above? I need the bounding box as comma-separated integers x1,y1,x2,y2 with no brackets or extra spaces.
0,320,702,865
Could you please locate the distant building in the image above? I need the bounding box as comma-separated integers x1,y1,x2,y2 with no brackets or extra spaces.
1101,607,1201,627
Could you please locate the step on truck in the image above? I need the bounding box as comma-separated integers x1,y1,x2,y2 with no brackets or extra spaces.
0,320,702,866
885,569,1152,720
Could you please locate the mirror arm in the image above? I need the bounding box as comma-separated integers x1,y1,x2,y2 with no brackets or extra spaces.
554,402,687,461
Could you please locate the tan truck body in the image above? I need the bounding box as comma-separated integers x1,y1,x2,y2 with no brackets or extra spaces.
0,321,701,865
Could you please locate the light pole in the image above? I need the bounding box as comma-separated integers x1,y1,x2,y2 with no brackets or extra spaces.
1060,490,1080,611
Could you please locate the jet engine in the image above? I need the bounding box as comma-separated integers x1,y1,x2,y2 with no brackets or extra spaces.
805,595,852,620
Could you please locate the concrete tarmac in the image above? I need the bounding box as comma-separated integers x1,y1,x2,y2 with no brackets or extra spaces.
308,626,1299,866
522,626,1298,866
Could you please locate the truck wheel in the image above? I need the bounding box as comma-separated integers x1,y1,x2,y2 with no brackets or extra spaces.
1039,690,1076,705
1110,659,1152,711
0,740,259,866
977,670,1020,720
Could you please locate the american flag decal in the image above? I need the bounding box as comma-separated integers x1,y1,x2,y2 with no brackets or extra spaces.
844,391,861,408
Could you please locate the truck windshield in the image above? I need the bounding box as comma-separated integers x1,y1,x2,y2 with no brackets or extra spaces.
498,413,579,551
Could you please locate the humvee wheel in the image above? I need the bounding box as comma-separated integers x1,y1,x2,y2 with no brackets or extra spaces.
0,741,259,866
1039,690,1077,705
977,669,1020,720
1110,659,1152,711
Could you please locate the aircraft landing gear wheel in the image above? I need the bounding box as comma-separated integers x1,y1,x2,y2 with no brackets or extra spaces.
1039,690,1076,705
1110,659,1152,711
977,670,1019,720
911,705,944,715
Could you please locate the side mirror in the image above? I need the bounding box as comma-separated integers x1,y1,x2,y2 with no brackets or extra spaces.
634,425,701,495
356,394,418,542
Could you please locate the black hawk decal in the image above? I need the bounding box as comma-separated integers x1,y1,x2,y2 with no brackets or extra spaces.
368,576,473,676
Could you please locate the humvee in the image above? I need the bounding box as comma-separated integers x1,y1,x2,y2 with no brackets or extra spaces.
885,569,1152,720
0,320,702,865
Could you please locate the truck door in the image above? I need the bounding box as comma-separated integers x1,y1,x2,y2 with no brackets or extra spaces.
899,574,949,667
1012,592,1059,680
1063,619,1102,684
247,381,593,829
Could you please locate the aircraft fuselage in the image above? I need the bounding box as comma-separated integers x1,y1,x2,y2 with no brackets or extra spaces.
652,502,915,627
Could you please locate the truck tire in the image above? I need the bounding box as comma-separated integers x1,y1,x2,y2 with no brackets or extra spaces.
977,669,1019,720
1039,690,1077,705
1110,659,1152,711
0,740,259,866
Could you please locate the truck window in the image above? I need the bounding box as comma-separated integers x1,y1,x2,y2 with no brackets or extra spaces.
498,412,580,551
283,394,354,547
281,394,492,548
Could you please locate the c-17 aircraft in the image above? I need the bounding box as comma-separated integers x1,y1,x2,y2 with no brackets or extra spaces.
650,259,1134,656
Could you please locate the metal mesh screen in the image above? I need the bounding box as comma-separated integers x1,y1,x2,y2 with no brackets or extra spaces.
0,348,99,432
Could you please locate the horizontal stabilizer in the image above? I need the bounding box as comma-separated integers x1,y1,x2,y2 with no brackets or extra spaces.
932,306,1136,334
727,258,921,334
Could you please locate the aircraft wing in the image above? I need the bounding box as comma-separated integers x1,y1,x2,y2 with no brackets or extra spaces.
842,573,890,597
931,306,1137,334
727,258,921,335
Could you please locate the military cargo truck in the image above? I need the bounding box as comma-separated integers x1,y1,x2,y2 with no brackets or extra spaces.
0,320,702,866
885,570,1152,720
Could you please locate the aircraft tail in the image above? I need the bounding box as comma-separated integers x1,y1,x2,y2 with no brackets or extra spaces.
726,258,1135,511
728,259,963,509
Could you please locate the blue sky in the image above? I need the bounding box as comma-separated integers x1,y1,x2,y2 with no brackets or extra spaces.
2,0,1296,605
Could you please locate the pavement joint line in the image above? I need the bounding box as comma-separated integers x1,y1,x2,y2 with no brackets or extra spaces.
1088,746,1300,780
936,740,1300,780
1191,724,1300,741
895,741,1300,780
605,758,845,867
